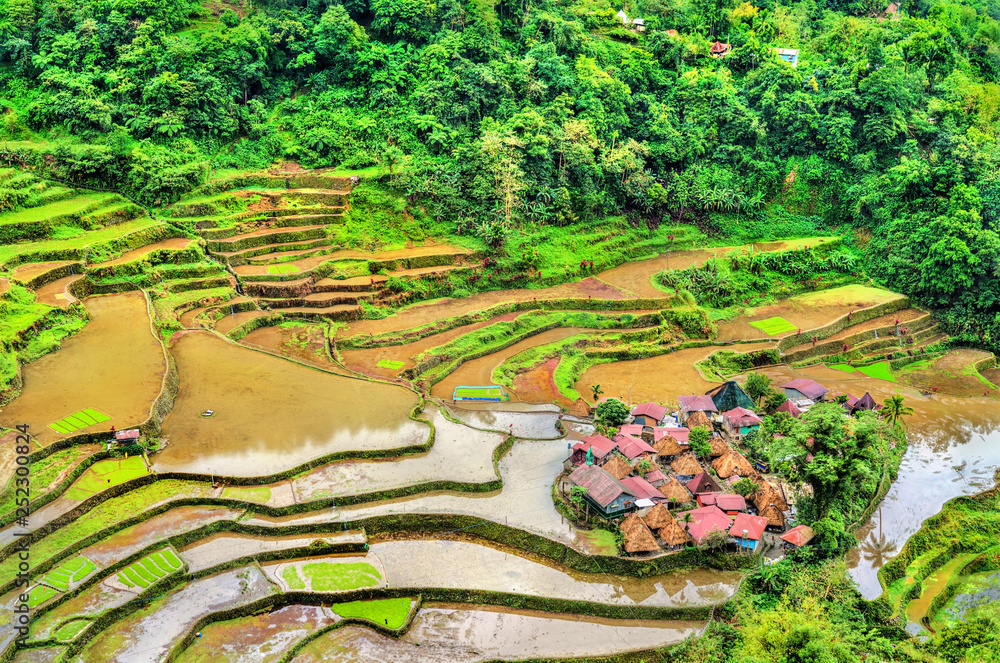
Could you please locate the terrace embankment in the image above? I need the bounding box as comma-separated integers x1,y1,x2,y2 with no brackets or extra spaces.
0,291,166,446
155,331,425,475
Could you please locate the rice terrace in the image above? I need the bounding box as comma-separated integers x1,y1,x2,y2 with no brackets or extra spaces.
2,0,1000,661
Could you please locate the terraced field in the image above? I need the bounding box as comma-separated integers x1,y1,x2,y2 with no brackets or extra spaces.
0,165,990,661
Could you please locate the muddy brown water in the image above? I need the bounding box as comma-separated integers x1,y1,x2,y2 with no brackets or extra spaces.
241,323,344,370
292,605,702,663
575,342,776,408
155,332,425,476
430,327,601,402
214,309,268,335
0,292,166,446
753,363,1000,599
782,308,926,354
9,260,78,283
33,274,83,308
89,237,194,268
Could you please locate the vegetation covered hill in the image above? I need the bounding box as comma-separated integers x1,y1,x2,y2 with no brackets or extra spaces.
1,0,999,346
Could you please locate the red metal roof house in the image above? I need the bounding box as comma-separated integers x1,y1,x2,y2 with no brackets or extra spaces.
631,402,668,426
729,513,768,549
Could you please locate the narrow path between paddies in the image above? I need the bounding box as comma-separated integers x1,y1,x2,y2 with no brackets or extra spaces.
0,291,167,446
87,237,194,268
370,539,741,607
294,605,703,663
155,331,426,476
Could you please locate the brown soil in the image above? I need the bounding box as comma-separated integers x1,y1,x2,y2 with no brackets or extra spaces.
431,327,601,401
782,308,926,354
0,278,9,296
9,260,78,283
0,292,167,446
576,342,775,407
897,348,999,398
241,324,341,370
513,357,576,407
338,313,519,377
34,274,83,308
90,238,193,267
214,310,268,335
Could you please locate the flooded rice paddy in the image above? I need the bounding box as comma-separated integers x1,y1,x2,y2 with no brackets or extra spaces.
34,274,83,308
371,539,740,606
292,605,702,662
156,332,425,475
180,531,366,573
0,292,166,445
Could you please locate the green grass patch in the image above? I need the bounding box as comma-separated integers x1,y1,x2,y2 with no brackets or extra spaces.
333,597,413,629
827,363,857,373
54,618,90,641
856,361,896,382
453,386,508,401
301,561,381,591
0,218,158,267
749,316,799,335
27,584,60,608
579,528,619,556
64,456,148,500
220,486,271,503
282,565,306,590
48,408,111,435
376,359,405,370
266,264,299,274
0,447,81,514
0,193,119,227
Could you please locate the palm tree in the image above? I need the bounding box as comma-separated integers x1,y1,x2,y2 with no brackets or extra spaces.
591,384,604,402
881,394,914,428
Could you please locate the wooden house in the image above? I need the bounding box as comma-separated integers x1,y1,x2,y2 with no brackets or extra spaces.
670,453,704,482
760,504,786,530
678,505,731,545
697,492,747,515
568,465,637,518
707,381,755,412
566,435,618,468
776,48,799,67
782,379,828,403
686,410,713,431
712,450,757,480
678,395,717,424
653,433,685,459
729,513,768,550
708,435,730,458
658,516,693,549
642,503,673,530
721,407,763,440
686,471,721,495
781,524,815,549
602,454,634,481
775,399,802,418
621,476,667,503
613,433,658,460
710,41,732,57
114,429,141,444
659,476,693,505
631,402,668,427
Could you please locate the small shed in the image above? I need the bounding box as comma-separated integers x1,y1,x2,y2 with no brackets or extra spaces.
710,41,732,57
686,410,713,430
659,517,693,548
776,48,799,67
653,434,684,458
620,512,660,554
729,513,768,550
621,476,667,503
760,504,787,529
712,451,757,480
775,399,802,418
781,524,815,548
114,429,141,444
678,395,717,423
707,381,756,412
721,407,763,440
602,454,634,481
658,476,693,504
686,471,721,495
670,453,704,481
632,402,668,427
642,502,673,530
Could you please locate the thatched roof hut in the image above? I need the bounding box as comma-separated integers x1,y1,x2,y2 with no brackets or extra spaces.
658,517,693,547
686,410,712,429
620,512,660,553
642,503,673,530
602,454,633,481
712,451,756,479
754,482,789,511
708,435,730,458
653,434,684,457
760,504,786,529
670,453,703,476
659,476,693,504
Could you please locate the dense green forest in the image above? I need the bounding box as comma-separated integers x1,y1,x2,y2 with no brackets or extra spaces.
1,0,999,340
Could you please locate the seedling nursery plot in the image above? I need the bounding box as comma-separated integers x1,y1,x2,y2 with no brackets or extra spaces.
453,385,509,401
48,407,111,434
116,549,183,589
42,557,97,591
749,316,798,336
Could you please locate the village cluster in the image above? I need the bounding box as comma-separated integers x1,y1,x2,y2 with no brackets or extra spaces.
560,378,883,557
